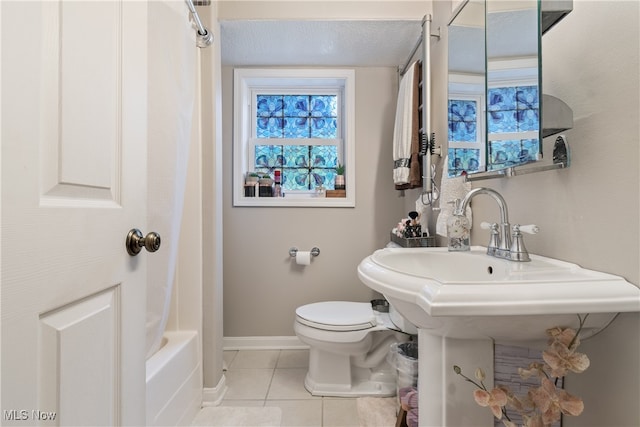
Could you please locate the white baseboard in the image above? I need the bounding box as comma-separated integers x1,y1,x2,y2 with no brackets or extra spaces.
223,336,309,351
202,374,228,407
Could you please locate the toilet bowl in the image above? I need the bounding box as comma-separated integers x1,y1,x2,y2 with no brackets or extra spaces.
294,300,417,397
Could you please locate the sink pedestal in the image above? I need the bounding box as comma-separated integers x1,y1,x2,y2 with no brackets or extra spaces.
418,331,494,426
357,246,640,426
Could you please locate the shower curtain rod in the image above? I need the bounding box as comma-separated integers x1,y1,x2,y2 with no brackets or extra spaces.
185,0,214,48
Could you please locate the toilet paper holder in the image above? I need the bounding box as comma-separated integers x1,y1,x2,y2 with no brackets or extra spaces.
289,247,320,258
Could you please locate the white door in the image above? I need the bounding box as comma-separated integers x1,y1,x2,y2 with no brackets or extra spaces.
2,1,148,425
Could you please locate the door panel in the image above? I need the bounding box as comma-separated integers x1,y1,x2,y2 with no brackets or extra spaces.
40,1,123,203
1,1,148,425
39,288,119,425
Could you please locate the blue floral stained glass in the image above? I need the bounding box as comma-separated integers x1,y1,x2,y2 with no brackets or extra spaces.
310,146,337,168
311,168,336,190
284,117,310,138
256,145,338,191
255,145,283,168
283,168,311,190
283,145,309,167
448,100,477,142
256,95,285,138
255,94,339,192
487,139,540,170
258,94,337,139
447,148,481,177
488,86,539,134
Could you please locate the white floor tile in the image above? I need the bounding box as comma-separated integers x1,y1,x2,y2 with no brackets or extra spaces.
219,400,265,407
224,368,274,400
213,349,396,427
277,349,310,368
267,368,318,400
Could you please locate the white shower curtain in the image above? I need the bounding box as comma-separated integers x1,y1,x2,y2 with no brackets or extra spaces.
146,0,197,359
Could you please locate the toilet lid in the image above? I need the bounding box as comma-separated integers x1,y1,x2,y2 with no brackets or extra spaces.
296,301,376,331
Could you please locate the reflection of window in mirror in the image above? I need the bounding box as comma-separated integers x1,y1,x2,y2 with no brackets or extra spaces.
448,0,486,177
487,85,539,170
447,74,485,177
486,58,540,171
448,98,483,177
486,0,541,171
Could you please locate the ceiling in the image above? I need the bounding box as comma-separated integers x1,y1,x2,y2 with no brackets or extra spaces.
220,20,423,67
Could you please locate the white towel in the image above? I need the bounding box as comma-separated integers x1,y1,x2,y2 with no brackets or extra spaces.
436,156,473,237
393,62,418,185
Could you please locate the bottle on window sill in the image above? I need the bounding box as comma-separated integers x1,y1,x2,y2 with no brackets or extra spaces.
273,170,282,197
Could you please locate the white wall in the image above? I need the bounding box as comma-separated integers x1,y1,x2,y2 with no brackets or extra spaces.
222,66,406,337
199,2,226,397
538,3,639,425
409,1,639,425
219,1,431,339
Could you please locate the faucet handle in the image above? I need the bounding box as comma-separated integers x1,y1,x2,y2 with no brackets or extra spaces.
509,224,537,262
516,224,540,235
481,222,500,256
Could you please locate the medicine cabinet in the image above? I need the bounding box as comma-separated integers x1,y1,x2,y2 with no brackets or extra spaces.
447,0,574,179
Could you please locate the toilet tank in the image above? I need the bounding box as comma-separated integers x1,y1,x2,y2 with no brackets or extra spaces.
389,303,418,335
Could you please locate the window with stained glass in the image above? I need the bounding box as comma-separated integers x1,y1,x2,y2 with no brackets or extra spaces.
447,96,483,177
233,68,355,207
252,94,340,191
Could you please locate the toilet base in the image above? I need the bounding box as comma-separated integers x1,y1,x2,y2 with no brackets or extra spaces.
304,365,397,397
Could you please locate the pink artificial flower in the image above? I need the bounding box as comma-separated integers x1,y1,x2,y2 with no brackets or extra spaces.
502,386,532,414
529,378,584,425
474,388,508,419
547,327,580,350
522,414,545,427
543,341,590,377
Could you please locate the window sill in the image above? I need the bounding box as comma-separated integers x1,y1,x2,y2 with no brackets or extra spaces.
233,191,354,207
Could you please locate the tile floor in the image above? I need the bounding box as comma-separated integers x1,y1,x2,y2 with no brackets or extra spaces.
215,349,362,427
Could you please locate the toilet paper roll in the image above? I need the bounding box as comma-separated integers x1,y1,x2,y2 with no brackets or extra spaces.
295,251,312,266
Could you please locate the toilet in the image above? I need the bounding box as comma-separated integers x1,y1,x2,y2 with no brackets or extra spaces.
294,300,417,397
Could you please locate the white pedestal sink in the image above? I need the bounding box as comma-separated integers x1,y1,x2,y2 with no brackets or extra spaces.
357,246,640,427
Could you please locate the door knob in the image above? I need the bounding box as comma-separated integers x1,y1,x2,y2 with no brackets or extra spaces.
126,228,161,256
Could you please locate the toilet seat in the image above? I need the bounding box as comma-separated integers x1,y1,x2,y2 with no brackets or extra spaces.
295,301,377,331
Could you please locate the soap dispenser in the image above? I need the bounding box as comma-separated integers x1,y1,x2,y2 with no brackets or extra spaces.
447,199,470,252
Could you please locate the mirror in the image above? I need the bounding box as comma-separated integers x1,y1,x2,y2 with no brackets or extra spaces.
447,0,486,176
448,0,541,176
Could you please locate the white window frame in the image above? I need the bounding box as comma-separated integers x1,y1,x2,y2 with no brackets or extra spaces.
233,68,356,207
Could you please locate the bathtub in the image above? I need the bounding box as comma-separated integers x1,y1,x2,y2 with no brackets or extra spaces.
146,331,201,426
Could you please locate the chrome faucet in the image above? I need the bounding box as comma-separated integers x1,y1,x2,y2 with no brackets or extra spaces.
453,187,538,262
